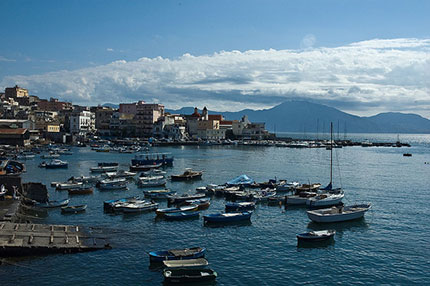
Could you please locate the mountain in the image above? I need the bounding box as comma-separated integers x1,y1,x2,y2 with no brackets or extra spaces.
102,103,119,109
166,101,430,133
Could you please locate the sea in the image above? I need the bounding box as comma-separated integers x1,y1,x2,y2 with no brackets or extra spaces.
2,133,430,285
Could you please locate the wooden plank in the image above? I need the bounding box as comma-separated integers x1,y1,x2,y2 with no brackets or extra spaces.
65,235,69,244
28,235,34,244
0,223,4,230
31,224,35,231
49,235,54,244
14,224,19,230
76,235,79,244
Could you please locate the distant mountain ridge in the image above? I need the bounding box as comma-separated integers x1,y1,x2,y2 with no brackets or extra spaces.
166,101,430,134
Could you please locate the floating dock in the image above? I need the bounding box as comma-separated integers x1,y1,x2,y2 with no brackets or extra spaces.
0,222,111,257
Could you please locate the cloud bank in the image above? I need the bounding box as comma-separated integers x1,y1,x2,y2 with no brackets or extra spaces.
2,38,430,116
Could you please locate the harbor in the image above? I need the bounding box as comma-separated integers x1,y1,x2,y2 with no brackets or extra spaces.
0,132,428,285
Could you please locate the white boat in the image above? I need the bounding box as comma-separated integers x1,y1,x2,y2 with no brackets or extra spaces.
16,154,35,160
55,181,84,190
98,178,128,190
41,153,60,159
141,169,167,176
106,170,137,179
285,192,317,205
69,175,102,184
121,201,159,213
143,189,176,199
306,190,345,208
276,181,299,192
307,204,371,223
163,258,209,269
90,165,118,173
137,176,167,188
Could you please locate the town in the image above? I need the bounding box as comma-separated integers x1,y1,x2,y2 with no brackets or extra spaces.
0,85,272,147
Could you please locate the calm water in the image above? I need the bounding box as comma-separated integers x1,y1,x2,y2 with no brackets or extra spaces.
3,134,430,285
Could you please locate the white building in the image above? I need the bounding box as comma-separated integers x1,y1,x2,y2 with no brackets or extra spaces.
69,111,95,135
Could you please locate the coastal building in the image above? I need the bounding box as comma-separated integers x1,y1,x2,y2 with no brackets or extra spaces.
0,128,30,146
185,107,202,136
0,119,35,130
119,103,137,115
153,114,187,140
4,85,31,106
232,115,270,139
95,107,114,136
134,101,164,137
69,110,95,135
37,98,72,111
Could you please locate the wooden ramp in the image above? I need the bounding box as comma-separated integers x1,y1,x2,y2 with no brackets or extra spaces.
0,222,110,257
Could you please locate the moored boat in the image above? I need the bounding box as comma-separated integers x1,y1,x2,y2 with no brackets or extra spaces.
164,211,200,221
129,163,163,172
149,247,206,262
306,191,344,208
121,201,159,213
203,211,252,224
97,178,128,190
137,175,167,188
225,202,255,212
44,159,68,169
163,268,217,284
55,181,83,190
297,229,336,242
171,168,203,181
163,258,208,269
143,189,176,199
35,198,69,208
103,196,138,211
307,203,371,223
155,204,199,217
67,187,94,195
167,193,206,205
132,152,174,167
61,204,87,213
90,165,118,173
182,198,210,210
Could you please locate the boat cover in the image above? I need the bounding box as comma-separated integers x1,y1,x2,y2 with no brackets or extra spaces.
227,174,254,186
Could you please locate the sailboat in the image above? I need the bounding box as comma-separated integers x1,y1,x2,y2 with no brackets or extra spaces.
306,122,344,208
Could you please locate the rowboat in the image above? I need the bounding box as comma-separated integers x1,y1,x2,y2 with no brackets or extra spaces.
297,229,336,242
103,196,138,211
90,165,118,173
55,181,83,190
163,258,208,269
121,201,159,213
67,187,94,195
225,202,255,212
97,178,128,190
149,247,206,262
171,168,203,181
203,211,252,224
164,211,200,221
137,176,167,188
61,204,87,214
129,163,163,172
167,193,206,205
163,268,217,284
155,204,199,217
36,198,69,208
112,199,149,212
183,198,210,210
143,189,176,199
307,203,371,223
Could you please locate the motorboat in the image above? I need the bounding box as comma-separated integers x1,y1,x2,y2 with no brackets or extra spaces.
171,168,203,181
103,196,138,211
156,204,199,217
97,178,128,190
55,181,83,190
90,165,118,173
106,170,137,179
306,190,345,208
137,175,167,188
163,268,217,284
67,187,94,195
307,203,371,223
129,163,163,172
203,211,252,224
44,159,68,169
182,198,210,210
276,181,300,192
149,247,206,262
225,202,255,212
297,229,336,242
143,189,176,199
167,193,206,205
132,152,174,167
285,191,317,205
121,201,159,213
61,204,87,214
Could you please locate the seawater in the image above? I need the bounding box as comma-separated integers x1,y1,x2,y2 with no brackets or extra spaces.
2,134,430,285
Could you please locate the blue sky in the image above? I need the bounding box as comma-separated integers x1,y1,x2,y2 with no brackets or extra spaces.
1,0,430,116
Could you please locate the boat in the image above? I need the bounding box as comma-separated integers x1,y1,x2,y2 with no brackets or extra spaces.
61,204,87,214
35,199,69,208
155,204,199,217
297,230,336,242
103,196,138,211
129,163,163,172
167,193,206,205
143,189,176,199
55,181,83,190
132,152,174,167
97,178,128,190
294,183,321,193
149,247,206,262
44,159,68,169
0,160,26,176
106,170,137,179
307,203,371,223
68,175,102,184
285,192,317,205
121,201,159,213
225,202,255,212
226,174,254,186
203,211,253,224
164,211,200,221
276,181,300,192
41,153,60,159
163,268,217,284
90,165,118,173
16,154,35,160
67,187,94,195
163,258,208,269
182,198,210,210
98,162,119,167
171,168,203,181
137,176,167,188
268,195,286,205
403,153,412,157
252,188,277,202
141,169,167,176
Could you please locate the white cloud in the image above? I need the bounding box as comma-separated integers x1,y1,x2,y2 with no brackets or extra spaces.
0,56,16,62
1,38,430,116
106,48,114,52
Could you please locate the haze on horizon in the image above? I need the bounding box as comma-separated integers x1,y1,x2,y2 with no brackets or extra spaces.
1,0,429,118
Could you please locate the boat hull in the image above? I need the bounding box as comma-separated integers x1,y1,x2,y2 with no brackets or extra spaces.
149,247,206,262
203,211,252,223
307,204,371,223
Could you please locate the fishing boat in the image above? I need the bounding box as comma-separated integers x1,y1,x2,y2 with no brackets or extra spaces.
163,258,208,269
182,198,210,210
167,193,206,205
143,189,176,199
129,163,163,172
307,203,371,223
103,196,138,211
121,201,159,213
171,168,203,181
155,204,199,217
226,174,254,186
67,187,94,195
294,183,321,193
90,165,118,173
61,204,87,214
149,247,206,262
137,176,167,188
203,211,253,224
163,268,217,284
44,159,68,169
35,199,69,208
164,211,200,221
132,152,174,167
225,202,255,212
97,178,128,190
297,229,336,242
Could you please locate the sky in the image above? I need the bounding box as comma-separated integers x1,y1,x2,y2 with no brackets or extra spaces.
1,0,430,117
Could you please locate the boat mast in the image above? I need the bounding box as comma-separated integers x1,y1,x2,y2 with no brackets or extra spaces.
330,122,333,185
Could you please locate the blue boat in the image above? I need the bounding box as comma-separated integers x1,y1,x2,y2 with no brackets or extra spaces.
164,211,200,221
103,196,138,211
149,247,206,262
44,159,68,169
225,202,255,212
131,153,173,167
226,174,254,187
203,211,253,223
